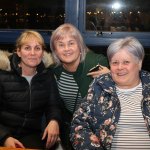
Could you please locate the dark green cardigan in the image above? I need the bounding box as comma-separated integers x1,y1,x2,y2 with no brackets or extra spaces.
53,50,109,98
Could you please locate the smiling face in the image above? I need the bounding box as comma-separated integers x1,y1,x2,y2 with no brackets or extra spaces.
17,38,44,74
54,35,81,72
110,48,141,89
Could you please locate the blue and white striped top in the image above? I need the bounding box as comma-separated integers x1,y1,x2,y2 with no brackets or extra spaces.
111,82,150,150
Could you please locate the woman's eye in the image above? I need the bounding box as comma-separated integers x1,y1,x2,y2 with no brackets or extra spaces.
24,47,30,50
35,47,42,50
111,61,118,65
70,42,74,45
58,43,64,47
123,61,130,65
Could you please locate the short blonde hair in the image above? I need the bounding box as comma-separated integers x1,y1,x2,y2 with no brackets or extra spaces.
15,30,46,51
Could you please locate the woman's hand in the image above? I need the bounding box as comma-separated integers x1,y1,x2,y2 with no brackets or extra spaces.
42,120,59,149
4,137,25,148
87,65,110,78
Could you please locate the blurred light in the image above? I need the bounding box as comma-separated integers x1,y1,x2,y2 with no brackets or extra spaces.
112,2,121,10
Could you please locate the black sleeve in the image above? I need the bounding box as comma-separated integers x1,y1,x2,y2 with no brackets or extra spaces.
45,69,62,125
0,83,11,145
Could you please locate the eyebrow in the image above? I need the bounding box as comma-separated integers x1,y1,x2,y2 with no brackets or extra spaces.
56,39,76,42
23,44,41,47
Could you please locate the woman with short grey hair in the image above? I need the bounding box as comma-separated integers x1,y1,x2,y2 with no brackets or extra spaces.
70,36,150,150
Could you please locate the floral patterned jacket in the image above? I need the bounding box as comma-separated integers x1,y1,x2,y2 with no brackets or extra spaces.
70,70,150,150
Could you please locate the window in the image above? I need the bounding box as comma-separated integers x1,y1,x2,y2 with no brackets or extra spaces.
0,0,150,48
86,0,150,32
67,0,150,47
0,0,65,30
0,0,65,49
65,0,150,71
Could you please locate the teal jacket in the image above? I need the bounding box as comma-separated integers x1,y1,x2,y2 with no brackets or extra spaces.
53,50,109,98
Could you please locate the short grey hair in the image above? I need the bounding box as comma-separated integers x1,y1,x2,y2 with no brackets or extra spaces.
107,36,145,62
50,23,88,66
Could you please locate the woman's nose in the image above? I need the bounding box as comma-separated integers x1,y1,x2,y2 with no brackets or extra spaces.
118,62,123,69
64,44,70,50
31,48,35,54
